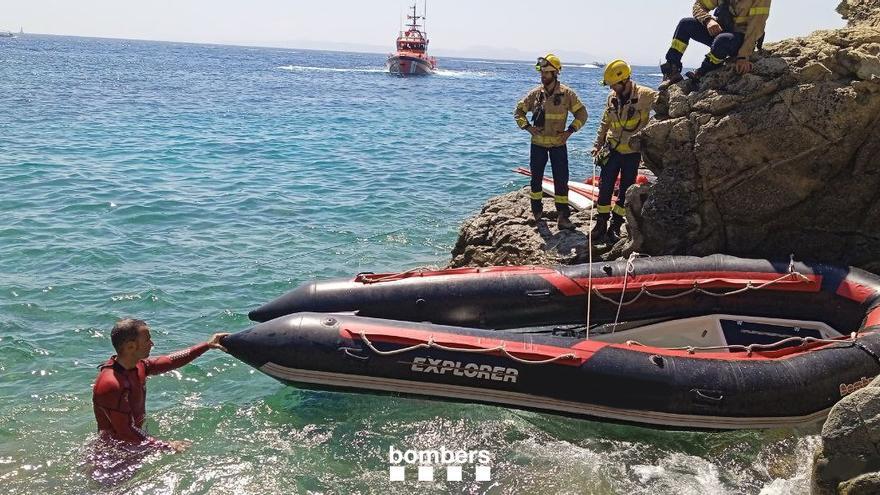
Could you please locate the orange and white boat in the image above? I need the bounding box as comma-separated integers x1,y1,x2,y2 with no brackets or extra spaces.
386,3,437,76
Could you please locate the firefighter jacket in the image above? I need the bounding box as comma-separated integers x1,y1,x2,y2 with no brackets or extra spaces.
515,82,588,148
693,0,771,59
595,84,657,155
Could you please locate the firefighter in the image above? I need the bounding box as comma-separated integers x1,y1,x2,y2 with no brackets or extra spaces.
514,53,588,230
591,60,657,243
660,0,771,89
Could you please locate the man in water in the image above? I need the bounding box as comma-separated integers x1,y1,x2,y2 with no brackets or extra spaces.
591,60,657,243
514,53,588,231
92,318,228,451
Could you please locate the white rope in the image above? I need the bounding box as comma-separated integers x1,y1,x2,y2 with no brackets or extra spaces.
590,271,811,307
585,158,598,340
611,252,639,334
357,265,441,284
625,332,860,356
356,331,577,365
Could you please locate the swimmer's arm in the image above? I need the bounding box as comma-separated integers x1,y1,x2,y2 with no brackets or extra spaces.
144,333,228,376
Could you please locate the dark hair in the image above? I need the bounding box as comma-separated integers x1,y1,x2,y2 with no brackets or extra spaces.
111,318,148,351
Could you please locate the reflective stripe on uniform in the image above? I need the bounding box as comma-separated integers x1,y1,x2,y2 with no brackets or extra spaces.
707,52,724,65
571,102,584,113
734,16,749,23
571,119,584,130
516,117,529,128
609,139,635,154
610,116,642,129
612,204,626,216
530,191,543,200
699,0,717,8
750,7,770,16
544,112,568,121
532,135,564,147
670,39,688,54
597,204,613,214
554,195,569,205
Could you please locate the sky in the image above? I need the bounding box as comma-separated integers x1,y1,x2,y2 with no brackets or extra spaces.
3,0,847,66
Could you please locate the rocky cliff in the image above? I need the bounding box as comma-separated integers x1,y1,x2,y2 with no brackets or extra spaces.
631,0,880,273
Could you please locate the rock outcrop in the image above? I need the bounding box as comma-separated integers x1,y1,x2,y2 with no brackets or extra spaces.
628,0,880,274
812,374,880,495
448,190,630,268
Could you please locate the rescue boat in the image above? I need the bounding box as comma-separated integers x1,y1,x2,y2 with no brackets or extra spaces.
386,3,436,76
229,255,880,430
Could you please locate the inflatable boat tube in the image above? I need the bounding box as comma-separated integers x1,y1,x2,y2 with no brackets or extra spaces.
223,311,880,430
248,255,880,335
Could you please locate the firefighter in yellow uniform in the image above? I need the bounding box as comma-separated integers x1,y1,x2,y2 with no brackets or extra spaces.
514,54,588,230
660,0,771,88
590,60,657,243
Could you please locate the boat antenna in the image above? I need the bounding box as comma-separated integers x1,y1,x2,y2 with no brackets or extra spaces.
424,0,427,34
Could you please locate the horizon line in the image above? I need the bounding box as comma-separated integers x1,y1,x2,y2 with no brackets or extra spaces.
13,32,621,66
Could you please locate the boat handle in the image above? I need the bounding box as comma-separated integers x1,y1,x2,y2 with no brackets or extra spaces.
691,389,724,404
340,347,369,361
525,290,551,297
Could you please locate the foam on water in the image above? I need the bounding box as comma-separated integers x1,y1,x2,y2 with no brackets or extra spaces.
277,64,386,73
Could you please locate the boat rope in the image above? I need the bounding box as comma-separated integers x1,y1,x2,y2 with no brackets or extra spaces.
854,342,880,367
355,265,442,284
585,159,598,341
355,331,578,365
623,332,860,356
589,270,812,307
610,252,639,334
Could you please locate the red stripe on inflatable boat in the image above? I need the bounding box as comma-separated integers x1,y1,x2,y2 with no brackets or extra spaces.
341,322,861,364
836,280,876,303
339,324,598,366
865,307,880,328
540,271,822,297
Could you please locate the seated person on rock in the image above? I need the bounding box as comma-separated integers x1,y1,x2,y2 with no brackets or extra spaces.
591,60,657,244
660,0,770,89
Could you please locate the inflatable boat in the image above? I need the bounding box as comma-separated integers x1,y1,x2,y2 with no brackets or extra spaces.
248,256,880,331
229,255,880,430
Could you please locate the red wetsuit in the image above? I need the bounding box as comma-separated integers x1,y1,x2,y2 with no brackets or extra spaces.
92,343,210,448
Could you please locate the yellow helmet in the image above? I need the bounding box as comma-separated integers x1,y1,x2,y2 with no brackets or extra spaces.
535,53,562,72
602,59,632,86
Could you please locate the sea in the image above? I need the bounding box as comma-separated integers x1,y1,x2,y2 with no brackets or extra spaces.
0,35,819,494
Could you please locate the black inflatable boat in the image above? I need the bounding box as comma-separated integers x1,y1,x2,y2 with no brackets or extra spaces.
227,255,880,430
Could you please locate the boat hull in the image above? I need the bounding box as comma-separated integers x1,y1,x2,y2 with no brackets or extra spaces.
224,312,880,430
386,54,435,76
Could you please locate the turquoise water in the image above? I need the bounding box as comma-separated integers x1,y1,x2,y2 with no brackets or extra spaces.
1,35,819,494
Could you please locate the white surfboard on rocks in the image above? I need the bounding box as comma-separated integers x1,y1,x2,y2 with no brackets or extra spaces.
540,179,596,211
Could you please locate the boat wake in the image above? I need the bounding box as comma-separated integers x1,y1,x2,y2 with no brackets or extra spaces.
433,68,492,78
449,59,522,65
276,65,385,73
